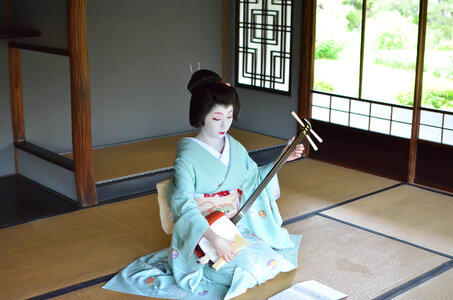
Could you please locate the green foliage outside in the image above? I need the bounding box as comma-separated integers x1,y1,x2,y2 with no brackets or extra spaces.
346,10,361,31
397,88,453,110
433,56,453,80
313,80,334,92
373,50,417,70
376,31,405,50
436,41,453,51
315,39,343,59
374,57,416,70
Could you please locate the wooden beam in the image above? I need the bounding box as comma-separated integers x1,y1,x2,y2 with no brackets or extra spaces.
9,42,68,56
68,0,97,207
0,29,41,39
299,0,316,156
15,141,75,171
8,47,24,173
407,0,428,183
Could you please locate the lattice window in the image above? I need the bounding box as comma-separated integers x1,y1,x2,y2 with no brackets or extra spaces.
237,0,292,94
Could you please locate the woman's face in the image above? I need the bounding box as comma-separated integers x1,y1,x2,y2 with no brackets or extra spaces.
200,104,234,140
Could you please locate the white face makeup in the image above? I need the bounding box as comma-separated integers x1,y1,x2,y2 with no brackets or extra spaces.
198,104,234,145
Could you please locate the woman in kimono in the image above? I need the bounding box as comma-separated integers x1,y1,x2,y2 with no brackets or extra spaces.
104,70,303,299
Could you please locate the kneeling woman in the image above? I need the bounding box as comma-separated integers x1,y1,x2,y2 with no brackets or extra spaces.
104,70,303,300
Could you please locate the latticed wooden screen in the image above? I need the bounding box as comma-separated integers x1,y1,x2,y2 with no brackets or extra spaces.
237,0,292,94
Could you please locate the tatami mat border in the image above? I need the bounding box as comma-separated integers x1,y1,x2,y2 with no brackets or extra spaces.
95,166,174,186
408,183,453,198
19,182,453,299
94,145,286,186
373,260,453,300
318,213,453,260
27,273,116,300
282,182,404,226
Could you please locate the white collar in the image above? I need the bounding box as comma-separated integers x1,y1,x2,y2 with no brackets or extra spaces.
186,135,230,167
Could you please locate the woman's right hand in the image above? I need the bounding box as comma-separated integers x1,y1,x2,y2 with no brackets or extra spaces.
203,227,237,262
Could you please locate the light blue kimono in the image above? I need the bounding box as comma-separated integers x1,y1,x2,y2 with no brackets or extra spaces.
103,135,301,299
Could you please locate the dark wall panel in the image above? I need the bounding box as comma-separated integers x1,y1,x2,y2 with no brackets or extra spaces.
416,141,453,192
309,120,410,181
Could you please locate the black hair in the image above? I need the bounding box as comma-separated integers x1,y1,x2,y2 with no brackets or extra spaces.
188,69,240,128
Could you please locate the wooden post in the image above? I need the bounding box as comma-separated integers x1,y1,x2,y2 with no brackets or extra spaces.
358,0,367,98
407,0,428,183
299,0,316,156
68,0,97,206
8,47,25,172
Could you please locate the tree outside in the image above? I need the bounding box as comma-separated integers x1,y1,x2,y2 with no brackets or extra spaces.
314,0,453,112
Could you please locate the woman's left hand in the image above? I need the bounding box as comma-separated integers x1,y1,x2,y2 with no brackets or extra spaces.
286,136,305,162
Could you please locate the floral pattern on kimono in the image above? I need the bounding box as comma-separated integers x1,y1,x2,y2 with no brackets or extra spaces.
103,134,301,300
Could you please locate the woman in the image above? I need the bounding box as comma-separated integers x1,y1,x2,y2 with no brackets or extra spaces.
104,70,303,299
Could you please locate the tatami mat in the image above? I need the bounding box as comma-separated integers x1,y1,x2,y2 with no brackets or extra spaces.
64,128,286,182
238,216,449,300
322,185,453,256
3,157,451,299
95,194,171,245
394,267,453,299
0,195,169,300
277,159,399,220
53,216,449,300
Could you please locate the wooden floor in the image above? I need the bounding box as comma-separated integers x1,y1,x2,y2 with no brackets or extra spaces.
1,130,453,299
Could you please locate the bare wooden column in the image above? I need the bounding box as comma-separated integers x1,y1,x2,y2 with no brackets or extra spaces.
407,0,428,183
8,48,25,172
68,0,97,206
299,0,316,156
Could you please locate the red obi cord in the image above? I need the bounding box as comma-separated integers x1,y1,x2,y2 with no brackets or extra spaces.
204,189,242,198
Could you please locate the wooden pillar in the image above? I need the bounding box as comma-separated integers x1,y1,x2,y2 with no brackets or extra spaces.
299,0,316,156
358,0,367,98
8,47,25,172
68,0,97,206
407,0,428,183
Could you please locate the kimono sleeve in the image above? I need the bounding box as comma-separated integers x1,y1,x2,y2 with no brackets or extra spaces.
166,157,209,254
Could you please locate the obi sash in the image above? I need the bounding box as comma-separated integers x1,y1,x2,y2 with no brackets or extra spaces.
194,189,242,219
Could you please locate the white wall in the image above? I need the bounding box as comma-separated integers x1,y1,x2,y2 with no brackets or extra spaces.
10,0,223,153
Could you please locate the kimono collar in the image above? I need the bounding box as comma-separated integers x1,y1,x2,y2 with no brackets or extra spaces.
185,136,230,167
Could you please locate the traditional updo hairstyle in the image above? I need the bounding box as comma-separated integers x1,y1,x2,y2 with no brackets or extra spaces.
187,69,240,128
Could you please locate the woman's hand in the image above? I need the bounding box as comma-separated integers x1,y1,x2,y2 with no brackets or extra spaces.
286,136,305,162
203,227,237,263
